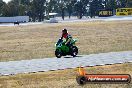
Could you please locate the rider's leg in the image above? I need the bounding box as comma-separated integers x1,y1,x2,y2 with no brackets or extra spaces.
66,42,72,48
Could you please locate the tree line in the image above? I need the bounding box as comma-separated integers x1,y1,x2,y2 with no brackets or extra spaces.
0,0,132,21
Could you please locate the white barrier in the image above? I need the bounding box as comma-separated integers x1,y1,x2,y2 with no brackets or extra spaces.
0,16,29,23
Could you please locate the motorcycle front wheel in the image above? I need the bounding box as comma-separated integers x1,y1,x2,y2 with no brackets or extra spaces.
55,49,62,58
71,46,78,57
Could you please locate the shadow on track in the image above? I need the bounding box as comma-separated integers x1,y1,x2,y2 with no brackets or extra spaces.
64,55,83,58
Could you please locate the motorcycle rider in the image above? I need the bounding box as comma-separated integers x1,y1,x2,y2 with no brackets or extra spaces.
61,29,73,48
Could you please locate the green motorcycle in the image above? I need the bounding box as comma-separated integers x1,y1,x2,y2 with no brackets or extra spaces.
55,38,78,58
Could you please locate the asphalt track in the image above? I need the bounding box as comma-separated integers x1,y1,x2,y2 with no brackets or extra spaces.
0,51,132,76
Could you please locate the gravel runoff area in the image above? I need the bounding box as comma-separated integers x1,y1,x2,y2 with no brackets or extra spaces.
0,51,132,76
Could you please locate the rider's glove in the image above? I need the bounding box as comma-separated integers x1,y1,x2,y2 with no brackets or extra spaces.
65,43,67,45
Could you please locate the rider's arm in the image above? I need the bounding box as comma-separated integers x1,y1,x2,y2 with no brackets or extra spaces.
61,35,63,40
65,38,72,45
65,34,72,45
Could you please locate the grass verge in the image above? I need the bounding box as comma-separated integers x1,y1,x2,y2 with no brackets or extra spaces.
0,21,132,61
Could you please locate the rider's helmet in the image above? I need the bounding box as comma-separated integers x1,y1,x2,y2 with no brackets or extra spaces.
62,29,67,35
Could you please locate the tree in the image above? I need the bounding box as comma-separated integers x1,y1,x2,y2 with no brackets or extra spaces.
20,0,31,16
118,0,127,7
60,2,65,20
89,0,99,18
126,0,132,7
74,0,84,19
19,4,26,16
57,0,66,20
31,0,46,21
81,0,90,15
21,0,30,5
46,0,58,13
0,0,6,16
64,0,76,19
45,0,59,20
66,2,72,19
1,3,9,16
3,1,19,16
